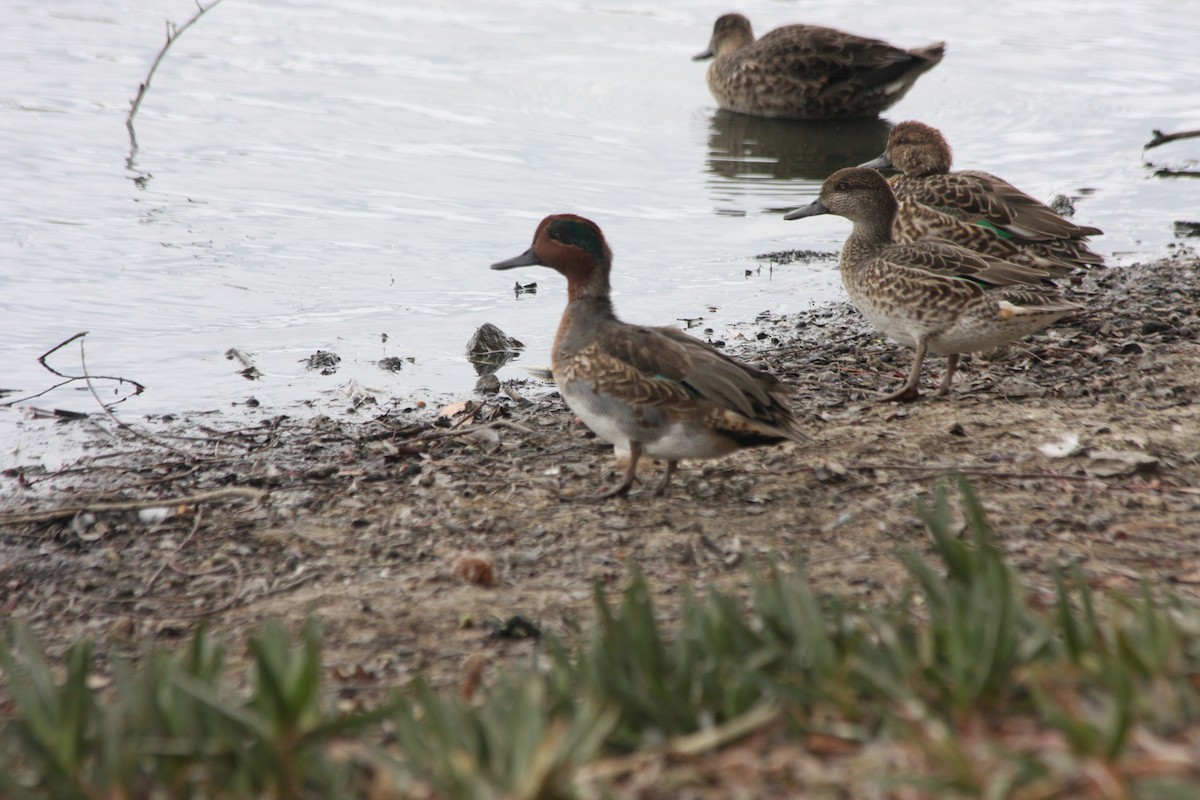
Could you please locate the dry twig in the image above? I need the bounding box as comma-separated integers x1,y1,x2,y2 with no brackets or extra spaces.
0,487,266,527
145,506,205,592
414,418,536,442
0,332,146,409
126,0,228,159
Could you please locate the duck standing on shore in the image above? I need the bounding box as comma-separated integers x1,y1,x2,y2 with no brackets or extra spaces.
694,13,944,119
492,214,807,499
785,168,1081,401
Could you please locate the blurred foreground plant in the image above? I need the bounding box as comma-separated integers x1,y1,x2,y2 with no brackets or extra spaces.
3,478,1199,798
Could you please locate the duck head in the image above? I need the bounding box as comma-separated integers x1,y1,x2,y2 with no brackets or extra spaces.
492,214,612,301
784,167,899,225
693,13,755,61
860,120,952,177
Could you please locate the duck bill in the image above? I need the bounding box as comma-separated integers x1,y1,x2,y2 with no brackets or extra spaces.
858,153,893,170
491,247,542,270
783,200,829,220
692,47,714,61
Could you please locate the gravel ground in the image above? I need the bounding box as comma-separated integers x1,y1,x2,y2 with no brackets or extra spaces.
3,252,1200,702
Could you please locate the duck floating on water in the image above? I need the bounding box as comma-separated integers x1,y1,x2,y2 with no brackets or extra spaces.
694,13,945,119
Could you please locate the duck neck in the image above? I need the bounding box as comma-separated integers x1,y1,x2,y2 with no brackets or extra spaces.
565,266,611,304
553,267,616,360
849,206,896,250
554,293,616,361
717,28,755,56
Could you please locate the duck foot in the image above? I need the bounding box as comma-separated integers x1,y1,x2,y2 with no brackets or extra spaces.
559,444,642,501
559,450,679,501
558,483,633,503
877,343,926,403
877,385,921,403
651,461,677,497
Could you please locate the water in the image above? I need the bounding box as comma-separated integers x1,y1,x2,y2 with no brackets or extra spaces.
3,0,1198,466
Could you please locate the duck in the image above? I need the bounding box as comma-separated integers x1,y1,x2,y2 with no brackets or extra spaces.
491,214,807,498
784,168,1081,401
860,120,1104,270
693,13,945,120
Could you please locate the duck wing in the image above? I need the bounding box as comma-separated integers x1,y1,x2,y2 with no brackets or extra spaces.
883,241,1055,287
755,25,939,92
911,171,1102,241
566,324,805,440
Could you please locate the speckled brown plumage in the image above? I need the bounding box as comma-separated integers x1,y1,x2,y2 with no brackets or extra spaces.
862,121,1104,271
492,214,806,498
785,168,1081,401
891,198,1086,277
693,13,944,120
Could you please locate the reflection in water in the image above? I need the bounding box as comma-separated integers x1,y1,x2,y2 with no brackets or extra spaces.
705,110,892,186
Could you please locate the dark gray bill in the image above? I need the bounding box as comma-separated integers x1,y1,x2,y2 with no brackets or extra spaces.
858,153,893,170
491,247,542,270
692,48,714,61
783,200,829,220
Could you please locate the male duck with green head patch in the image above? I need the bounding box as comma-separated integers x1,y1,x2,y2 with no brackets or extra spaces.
492,214,808,500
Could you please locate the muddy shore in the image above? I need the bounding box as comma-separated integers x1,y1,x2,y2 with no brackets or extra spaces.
2,251,1199,695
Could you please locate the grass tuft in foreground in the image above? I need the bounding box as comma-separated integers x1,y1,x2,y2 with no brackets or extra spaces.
3,478,1200,797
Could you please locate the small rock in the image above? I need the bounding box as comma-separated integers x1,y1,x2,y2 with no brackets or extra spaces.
452,554,497,587
1049,194,1078,217
1173,220,1200,238
1038,433,1083,458
467,323,525,375
303,350,341,375
475,373,501,394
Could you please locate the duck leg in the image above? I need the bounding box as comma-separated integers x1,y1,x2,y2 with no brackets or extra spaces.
879,340,927,403
652,460,677,497
936,353,961,396
565,441,640,501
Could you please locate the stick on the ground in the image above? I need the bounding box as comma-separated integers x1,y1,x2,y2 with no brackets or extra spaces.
0,487,267,528
1145,128,1200,150
126,0,227,159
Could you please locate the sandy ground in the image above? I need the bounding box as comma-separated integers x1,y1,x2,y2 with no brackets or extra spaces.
2,252,1199,700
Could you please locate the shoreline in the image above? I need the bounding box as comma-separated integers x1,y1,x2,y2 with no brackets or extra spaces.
2,252,1199,690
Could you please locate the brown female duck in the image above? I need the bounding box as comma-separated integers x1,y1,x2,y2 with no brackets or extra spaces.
861,120,1104,270
785,168,1080,401
694,13,945,119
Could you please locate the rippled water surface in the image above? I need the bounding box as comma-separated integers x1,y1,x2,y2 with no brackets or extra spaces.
3,0,1198,461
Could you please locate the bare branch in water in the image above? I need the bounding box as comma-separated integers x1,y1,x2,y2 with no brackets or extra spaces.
126,0,227,164
1144,128,1200,151
5,332,196,458
75,334,207,459
1,332,147,408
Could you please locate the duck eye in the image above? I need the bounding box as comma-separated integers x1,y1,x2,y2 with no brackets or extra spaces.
834,181,848,191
